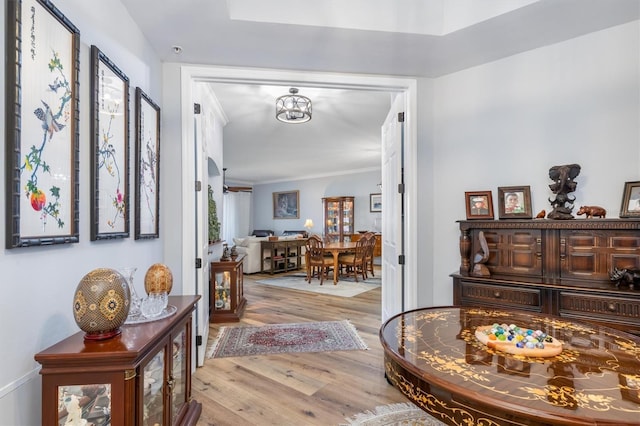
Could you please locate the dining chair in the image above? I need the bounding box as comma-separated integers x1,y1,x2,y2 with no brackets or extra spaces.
338,237,368,282
305,235,334,285
363,233,376,278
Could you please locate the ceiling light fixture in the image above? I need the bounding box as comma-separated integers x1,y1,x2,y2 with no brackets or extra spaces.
275,88,312,124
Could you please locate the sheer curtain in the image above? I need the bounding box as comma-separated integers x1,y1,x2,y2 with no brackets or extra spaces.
222,191,252,243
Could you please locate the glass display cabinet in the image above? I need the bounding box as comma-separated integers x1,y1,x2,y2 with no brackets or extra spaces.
34,296,201,426
210,255,246,323
323,196,355,242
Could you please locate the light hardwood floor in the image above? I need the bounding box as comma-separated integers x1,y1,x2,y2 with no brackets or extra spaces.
193,271,407,425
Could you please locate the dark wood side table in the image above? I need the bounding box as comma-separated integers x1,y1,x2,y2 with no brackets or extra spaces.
380,306,640,426
260,238,306,274
35,296,201,426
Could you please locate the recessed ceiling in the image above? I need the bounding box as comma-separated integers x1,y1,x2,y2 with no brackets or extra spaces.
226,0,540,36
119,0,639,184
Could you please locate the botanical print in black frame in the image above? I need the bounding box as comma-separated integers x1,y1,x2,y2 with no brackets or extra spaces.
5,0,80,248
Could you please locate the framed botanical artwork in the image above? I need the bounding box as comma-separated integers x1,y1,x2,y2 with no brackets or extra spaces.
134,87,161,239
5,0,80,248
620,181,640,218
465,191,494,220
273,190,299,219
90,45,130,240
497,186,532,219
370,193,382,212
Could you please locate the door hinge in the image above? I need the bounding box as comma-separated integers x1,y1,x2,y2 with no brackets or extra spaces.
195,180,202,192
196,335,203,346
397,183,405,194
195,258,202,269
398,254,405,265
194,103,201,114
397,112,405,122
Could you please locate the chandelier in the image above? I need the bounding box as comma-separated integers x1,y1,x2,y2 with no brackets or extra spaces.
275,88,312,123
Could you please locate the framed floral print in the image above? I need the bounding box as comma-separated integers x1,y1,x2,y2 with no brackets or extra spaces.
134,88,161,239
620,181,640,218
465,191,494,220
497,186,532,219
90,45,130,240
5,0,80,248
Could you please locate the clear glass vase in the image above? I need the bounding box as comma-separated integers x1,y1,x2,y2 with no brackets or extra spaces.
119,267,141,317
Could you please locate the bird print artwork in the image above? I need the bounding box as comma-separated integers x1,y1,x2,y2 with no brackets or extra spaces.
33,100,66,140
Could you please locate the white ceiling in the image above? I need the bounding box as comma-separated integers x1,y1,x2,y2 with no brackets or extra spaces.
120,0,639,184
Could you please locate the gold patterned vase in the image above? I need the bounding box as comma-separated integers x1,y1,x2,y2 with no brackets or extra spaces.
144,263,173,295
73,268,130,341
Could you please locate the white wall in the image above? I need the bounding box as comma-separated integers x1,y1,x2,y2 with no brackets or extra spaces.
250,170,382,237
428,21,640,306
0,1,163,423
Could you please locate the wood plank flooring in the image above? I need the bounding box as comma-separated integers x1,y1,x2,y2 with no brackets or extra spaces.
193,271,407,425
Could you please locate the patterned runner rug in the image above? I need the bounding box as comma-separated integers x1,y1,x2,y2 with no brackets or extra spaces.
206,320,368,359
341,403,447,426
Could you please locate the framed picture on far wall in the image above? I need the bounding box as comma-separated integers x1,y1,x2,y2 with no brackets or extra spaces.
497,186,532,219
370,193,382,212
465,191,494,220
273,190,299,219
620,181,640,218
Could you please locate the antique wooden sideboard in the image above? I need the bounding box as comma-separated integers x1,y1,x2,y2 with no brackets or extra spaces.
452,219,640,336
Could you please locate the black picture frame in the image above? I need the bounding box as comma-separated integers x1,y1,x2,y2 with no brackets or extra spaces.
465,191,494,220
497,186,532,219
134,87,161,239
5,0,80,248
90,45,130,240
620,181,640,218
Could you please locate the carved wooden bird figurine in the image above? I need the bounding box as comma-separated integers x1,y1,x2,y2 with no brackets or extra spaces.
535,210,546,219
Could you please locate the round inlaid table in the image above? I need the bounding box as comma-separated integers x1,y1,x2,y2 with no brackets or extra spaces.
380,306,640,426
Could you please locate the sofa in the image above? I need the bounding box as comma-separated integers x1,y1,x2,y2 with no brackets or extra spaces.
232,230,308,274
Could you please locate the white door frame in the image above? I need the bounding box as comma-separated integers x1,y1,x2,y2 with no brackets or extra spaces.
178,65,419,318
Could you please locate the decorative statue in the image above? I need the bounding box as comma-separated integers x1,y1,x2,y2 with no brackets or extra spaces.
220,244,231,261
230,245,238,260
576,205,606,218
610,268,640,290
471,231,490,277
547,163,581,220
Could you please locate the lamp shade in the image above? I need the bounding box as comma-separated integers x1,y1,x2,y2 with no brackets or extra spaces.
276,88,312,123
304,219,314,229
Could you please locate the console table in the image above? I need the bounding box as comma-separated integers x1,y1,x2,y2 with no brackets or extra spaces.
261,238,306,274
381,306,640,425
35,296,201,425
453,219,640,335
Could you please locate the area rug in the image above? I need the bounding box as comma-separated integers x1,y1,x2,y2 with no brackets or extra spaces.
255,273,381,298
341,403,447,426
206,320,368,359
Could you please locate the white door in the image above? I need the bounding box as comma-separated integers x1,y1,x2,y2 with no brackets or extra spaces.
381,94,405,321
193,104,210,367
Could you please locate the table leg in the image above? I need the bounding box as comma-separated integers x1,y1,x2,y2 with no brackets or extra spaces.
332,251,339,285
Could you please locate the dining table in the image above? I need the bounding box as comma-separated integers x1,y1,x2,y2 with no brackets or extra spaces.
322,241,358,284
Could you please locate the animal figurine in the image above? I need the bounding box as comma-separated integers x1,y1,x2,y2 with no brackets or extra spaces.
576,205,606,218
535,210,546,219
610,267,640,290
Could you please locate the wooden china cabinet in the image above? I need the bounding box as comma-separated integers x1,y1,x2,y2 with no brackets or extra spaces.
35,296,201,425
322,196,355,242
209,255,246,323
452,219,640,336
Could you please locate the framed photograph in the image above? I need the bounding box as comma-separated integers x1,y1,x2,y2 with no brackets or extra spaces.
135,87,161,239
620,181,640,218
5,0,80,248
465,191,494,220
90,45,130,240
370,193,382,212
273,190,299,219
497,186,532,219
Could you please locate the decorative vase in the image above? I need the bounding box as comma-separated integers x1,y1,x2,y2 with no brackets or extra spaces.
73,268,130,341
119,266,141,317
144,263,173,295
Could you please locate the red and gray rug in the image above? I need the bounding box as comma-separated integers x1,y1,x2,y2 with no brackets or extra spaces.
206,320,368,358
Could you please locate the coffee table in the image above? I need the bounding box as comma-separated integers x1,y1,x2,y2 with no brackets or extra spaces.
380,306,640,425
